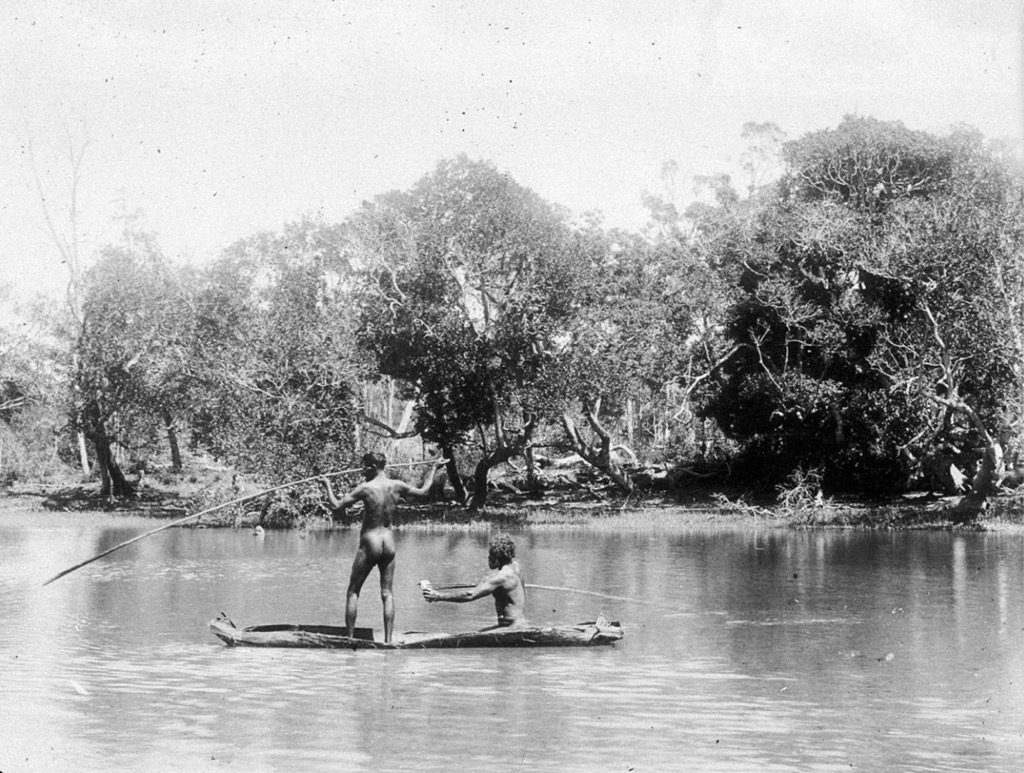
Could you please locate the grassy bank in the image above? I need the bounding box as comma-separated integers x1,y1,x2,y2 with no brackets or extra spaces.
3,473,1022,532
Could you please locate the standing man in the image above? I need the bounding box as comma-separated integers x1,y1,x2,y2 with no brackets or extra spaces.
420,534,527,629
320,453,444,643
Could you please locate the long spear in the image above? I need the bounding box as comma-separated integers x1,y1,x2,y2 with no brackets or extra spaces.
419,580,664,608
42,459,443,587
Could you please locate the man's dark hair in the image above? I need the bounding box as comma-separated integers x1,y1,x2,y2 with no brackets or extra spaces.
488,534,516,566
362,452,387,471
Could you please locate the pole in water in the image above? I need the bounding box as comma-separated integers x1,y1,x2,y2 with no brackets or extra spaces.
42,458,447,587
524,584,661,607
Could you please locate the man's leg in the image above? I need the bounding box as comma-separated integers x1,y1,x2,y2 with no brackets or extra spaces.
346,547,374,638
379,554,396,643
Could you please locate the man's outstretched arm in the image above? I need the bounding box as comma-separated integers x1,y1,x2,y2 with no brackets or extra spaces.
319,477,362,511
421,573,502,604
398,459,446,500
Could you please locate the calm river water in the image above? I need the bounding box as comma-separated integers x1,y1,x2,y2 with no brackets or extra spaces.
1,506,1021,772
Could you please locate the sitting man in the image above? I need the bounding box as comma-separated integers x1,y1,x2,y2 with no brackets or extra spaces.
420,534,526,629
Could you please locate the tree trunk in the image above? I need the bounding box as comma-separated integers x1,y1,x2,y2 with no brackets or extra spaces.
952,438,1003,522
163,411,182,471
923,304,1004,522
386,400,416,457
387,378,395,428
560,406,634,494
467,417,535,512
524,444,541,495
442,445,467,504
931,397,1003,521
91,425,134,498
626,398,634,450
468,444,519,512
76,430,91,477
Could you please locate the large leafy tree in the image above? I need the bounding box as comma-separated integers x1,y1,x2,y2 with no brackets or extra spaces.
861,149,1024,513
354,156,584,508
74,227,187,495
554,225,713,489
631,162,752,469
705,117,1023,507
781,116,958,211
188,217,362,482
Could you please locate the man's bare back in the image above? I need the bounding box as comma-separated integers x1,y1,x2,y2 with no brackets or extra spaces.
481,560,527,628
345,473,415,531
320,454,443,642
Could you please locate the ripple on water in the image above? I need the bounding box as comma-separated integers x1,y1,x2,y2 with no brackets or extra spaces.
2,515,1023,772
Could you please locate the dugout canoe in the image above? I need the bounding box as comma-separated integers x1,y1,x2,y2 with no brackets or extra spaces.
209,612,623,649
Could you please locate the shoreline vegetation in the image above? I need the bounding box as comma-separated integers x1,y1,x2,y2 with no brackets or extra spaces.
4,122,1022,535
4,463,1022,533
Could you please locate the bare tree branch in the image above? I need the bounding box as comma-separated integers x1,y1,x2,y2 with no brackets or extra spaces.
358,410,419,439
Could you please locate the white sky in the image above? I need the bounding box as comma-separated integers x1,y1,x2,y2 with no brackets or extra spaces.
1,0,1020,302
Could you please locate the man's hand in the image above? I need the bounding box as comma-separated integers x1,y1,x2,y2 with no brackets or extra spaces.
419,579,440,602
319,476,344,512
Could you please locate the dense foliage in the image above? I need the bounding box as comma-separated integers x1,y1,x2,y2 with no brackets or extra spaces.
186,218,363,482
74,228,188,494
1,291,66,483
2,117,1020,516
704,117,1023,500
351,156,588,506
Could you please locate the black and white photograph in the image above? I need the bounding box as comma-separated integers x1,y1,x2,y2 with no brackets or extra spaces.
1,2,1022,770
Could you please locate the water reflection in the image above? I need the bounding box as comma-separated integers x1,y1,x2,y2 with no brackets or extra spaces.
1,510,1022,772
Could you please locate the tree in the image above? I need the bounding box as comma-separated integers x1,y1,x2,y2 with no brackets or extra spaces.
704,116,1024,509
187,217,362,483
862,167,1024,515
25,118,92,475
354,156,584,509
553,227,694,490
739,121,786,196
0,288,68,482
633,156,748,469
74,226,186,495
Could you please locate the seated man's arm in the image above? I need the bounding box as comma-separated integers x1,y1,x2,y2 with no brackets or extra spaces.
422,573,502,603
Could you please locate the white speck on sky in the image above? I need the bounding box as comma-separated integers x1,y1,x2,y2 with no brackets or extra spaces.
1,0,1020,301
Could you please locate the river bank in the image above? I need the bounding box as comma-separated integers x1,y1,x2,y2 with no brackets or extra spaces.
3,476,1022,531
